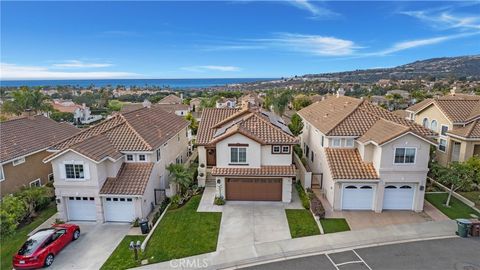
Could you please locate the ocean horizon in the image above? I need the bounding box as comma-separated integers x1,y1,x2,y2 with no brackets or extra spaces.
0,78,275,88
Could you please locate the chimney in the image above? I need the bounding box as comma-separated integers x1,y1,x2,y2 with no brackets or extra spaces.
22,109,35,119
450,87,456,96
142,99,152,108
336,88,345,97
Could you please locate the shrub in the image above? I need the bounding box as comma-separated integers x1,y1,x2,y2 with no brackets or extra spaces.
294,144,303,158
132,218,140,227
54,218,65,224
214,197,225,205
301,157,308,167
0,196,27,237
295,181,310,210
170,194,181,208
309,193,325,219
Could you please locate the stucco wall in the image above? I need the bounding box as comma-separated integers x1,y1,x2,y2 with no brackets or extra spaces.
216,133,261,168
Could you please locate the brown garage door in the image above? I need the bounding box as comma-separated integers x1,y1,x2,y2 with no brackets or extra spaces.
226,178,282,201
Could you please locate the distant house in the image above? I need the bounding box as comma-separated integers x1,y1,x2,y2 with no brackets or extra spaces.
239,93,262,107
0,114,79,197
189,98,202,112
369,95,388,107
44,106,189,223
406,91,480,166
121,99,189,116
216,97,237,108
50,99,102,124
158,94,183,105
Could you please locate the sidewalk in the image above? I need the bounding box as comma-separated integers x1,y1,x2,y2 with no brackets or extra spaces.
136,220,457,270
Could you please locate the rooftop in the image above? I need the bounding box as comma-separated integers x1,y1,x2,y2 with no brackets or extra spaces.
100,162,154,195
325,148,379,180
211,165,296,177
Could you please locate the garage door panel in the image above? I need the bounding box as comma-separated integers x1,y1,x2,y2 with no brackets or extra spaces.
67,197,96,221
383,184,415,210
342,185,374,210
226,178,282,201
104,197,136,222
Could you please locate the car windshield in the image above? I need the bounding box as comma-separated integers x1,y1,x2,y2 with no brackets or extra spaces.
18,229,55,256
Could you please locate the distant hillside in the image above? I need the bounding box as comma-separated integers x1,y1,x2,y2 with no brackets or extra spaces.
304,55,480,83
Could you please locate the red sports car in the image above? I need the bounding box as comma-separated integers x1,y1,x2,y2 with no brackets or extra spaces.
13,224,80,269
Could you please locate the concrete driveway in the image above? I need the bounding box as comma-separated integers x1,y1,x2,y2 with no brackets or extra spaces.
49,222,130,270
217,202,292,250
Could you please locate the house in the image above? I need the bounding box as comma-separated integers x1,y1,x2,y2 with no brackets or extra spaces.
43,106,189,223
239,93,263,107
369,95,388,107
121,100,190,116
405,91,480,166
158,94,183,105
196,104,298,202
298,94,437,212
50,99,102,124
0,114,79,197
189,98,202,112
215,97,237,108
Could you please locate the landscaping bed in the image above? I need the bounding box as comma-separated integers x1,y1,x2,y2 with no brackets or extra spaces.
459,191,480,208
320,218,350,234
1,203,57,270
285,209,320,238
426,193,480,219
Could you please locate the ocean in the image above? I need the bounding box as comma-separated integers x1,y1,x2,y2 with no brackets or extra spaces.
0,78,274,88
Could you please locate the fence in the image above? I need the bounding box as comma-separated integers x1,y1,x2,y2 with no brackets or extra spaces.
294,153,312,189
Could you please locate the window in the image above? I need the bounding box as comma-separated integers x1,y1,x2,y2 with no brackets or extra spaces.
430,120,438,131
29,179,41,187
272,145,281,154
311,151,314,162
332,138,341,147
156,149,161,162
441,125,448,136
65,164,84,179
0,165,4,182
282,146,290,154
394,148,416,164
176,156,181,164
305,145,310,158
126,154,133,161
230,148,247,163
345,139,354,147
12,157,25,166
438,139,447,152
139,154,146,161
48,173,54,182
422,118,429,128
321,136,324,147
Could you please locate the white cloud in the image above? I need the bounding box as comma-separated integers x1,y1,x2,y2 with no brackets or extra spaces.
288,0,338,18
52,60,113,68
400,10,480,31
0,63,140,80
181,65,242,72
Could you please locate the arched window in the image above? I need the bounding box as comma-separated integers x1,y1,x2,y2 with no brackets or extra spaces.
400,185,413,189
345,185,357,189
430,120,438,131
360,186,373,189
422,118,429,128
385,185,397,189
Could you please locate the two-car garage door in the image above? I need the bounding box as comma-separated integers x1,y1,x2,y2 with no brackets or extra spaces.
342,184,416,211
66,196,136,222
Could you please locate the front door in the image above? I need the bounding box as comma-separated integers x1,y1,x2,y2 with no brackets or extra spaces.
206,148,216,166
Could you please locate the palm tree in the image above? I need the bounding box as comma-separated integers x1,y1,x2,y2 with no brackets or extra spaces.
166,163,193,195
2,87,52,115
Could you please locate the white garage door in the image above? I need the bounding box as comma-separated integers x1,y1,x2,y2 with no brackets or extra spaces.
383,184,415,210
342,185,374,210
104,197,136,222
67,197,96,221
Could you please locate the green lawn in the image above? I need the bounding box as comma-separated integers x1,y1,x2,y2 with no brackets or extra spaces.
320,218,351,234
426,193,480,219
100,235,146,270
459,191,480,208
285,209,320,238
101,195,222,269
1,204,57,270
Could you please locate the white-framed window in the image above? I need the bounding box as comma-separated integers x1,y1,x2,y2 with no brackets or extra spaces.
345,139,354,147
441,125,449,136
394,147,416,164
48,173,54,182
12,157,26,166
29,179,41,187
272,145,281,153
332,138,341,147
230,147,247,164
139,154,146,161
65,164,85,180
126,154,134,161
281,145,290,154
438,139,447,152
430,120,438,131
422,118,429,128
0,165,4,182
156,149,161,162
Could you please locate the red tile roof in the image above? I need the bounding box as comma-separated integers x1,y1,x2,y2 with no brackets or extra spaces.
325,148,379,180
211,165,296,177
100,163,154,195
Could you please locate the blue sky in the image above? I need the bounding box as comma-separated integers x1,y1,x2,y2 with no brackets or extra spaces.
1,1,480,80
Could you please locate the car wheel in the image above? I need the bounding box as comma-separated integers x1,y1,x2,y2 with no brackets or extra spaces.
44,254,54,267
73,229,80,240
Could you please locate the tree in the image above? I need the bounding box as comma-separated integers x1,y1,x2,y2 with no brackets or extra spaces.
185,112,198,135
50,111,74,122
292,95,312,111
288,113,304,136
107,100,123,112
435,161,475,207
2,87,53,115
166,163,193,195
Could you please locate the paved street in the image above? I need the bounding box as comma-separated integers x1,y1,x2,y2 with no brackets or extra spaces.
242,237,480,270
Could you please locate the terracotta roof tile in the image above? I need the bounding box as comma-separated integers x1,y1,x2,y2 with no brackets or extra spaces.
196,108,241,144
357,119,410,145
0,116,79,162
100,163,154,195
158,94,183,104
407,94,480,123
211,165,296,177
325,148,379,179
448,120,480,139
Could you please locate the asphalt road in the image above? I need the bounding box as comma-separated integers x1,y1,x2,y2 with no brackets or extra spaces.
242,237,480,270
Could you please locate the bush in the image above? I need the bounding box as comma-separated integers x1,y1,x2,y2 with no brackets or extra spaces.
214,197,225,205
0,196,27,237
309,193,325,219
132,218,140,227
295,181,310,210
152,198,171,224
294,144,303,158
301,157,308,167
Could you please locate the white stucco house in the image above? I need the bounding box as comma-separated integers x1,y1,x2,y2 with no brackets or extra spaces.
44,105,189,223
196,104,298,203
298,94,437,212
215,97,237,108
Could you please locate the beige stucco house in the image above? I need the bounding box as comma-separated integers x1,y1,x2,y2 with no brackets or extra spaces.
298,94,437,212
196,104,297,203
405,92,480,166
44,105,189,223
